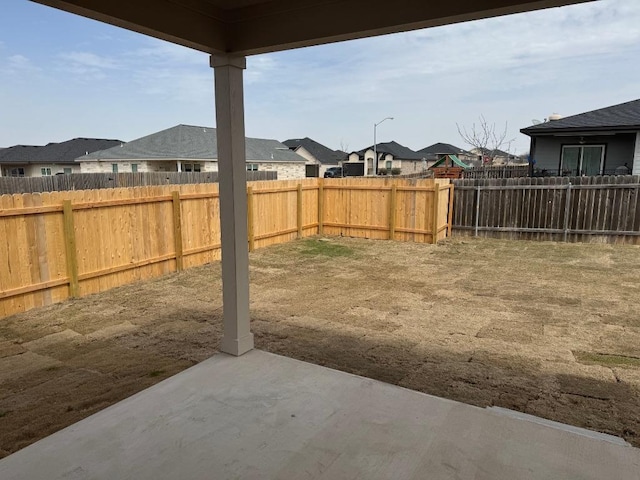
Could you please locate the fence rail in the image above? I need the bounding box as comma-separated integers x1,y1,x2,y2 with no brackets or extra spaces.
0,171,277,195
0,177,452,320
452,175,640,243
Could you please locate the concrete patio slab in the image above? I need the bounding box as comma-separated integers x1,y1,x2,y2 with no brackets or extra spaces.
1,350,639,480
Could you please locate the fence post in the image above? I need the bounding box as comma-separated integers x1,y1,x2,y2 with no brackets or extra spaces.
447,183,454,237
475,185,481,237
247,186,255,252
563,183,572,242
318,179,324,235
171,191,183,271
62,200,80,298
389,184,397,240
297,184,303,239
432,182,440,244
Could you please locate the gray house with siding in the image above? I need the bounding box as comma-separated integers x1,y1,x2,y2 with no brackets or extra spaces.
78,124,307,180
521,99,640,176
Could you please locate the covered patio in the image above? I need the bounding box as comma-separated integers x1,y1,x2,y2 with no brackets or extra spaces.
1,350,639,479
4,0,638,478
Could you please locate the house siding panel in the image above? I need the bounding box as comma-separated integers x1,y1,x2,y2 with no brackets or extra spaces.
532,133,636,174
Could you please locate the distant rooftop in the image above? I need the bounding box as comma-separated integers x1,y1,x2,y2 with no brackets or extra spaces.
282,137,345,164
354,141,422,160
417,143,472,157
521,99,640,135
81,125,305,163
0,138,122,165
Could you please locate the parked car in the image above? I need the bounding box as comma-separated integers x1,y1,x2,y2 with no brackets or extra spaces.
324,167,343,178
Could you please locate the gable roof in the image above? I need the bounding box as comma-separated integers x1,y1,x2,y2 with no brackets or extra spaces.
80,125,305,163
0,138,122,165
521,99,640,135
417,143,472,157
282,137,345,164
355,141,422,160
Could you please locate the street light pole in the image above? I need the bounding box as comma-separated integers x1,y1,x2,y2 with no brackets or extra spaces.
373,117,393,176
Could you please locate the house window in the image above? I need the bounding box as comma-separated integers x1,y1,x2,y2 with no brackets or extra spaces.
246,163,259,171
8,167,25,177
561,145,605,176
41,168,52,176
112,164,119,173
385,160,392,169
131,164,138,173
63,168,72,174
182,163,202,173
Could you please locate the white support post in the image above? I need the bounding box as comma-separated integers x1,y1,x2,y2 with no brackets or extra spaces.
210,54,254,356
177,160,182,173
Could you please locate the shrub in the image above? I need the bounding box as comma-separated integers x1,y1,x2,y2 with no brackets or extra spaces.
378,168,388,175
391,168,401,176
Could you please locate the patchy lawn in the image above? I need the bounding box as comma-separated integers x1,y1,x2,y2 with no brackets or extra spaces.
1,236,640,457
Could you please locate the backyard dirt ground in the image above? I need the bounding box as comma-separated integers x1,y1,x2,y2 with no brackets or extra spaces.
1,236,640,457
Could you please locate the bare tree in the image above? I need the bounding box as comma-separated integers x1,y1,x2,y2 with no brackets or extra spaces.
338,139,350,153
456,115,514,165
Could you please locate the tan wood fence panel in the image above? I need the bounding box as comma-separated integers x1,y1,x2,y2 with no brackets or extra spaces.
0,178,453,320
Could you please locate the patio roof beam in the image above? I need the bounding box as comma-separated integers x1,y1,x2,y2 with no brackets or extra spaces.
31,0,595,56
224,0,596,55
33,0,227,53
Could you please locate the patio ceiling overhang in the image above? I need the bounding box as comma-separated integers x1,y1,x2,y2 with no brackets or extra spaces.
32,0,594,56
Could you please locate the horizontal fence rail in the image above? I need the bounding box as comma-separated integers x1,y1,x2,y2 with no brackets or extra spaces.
452,175,640,243
0,171,277,195
0,177,452,320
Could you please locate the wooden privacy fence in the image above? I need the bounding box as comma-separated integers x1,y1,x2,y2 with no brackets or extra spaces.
0,177,452,320
0,171,277,195
452,175,640,244
463,165,530,179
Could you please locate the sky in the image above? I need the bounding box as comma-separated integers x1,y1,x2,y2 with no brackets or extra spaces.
1,0,639,155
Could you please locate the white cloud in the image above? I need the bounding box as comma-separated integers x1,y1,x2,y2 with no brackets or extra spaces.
3,53,40,75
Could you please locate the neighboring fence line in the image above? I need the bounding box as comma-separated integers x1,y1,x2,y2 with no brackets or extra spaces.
452,175,640,244
0,171,277,195
0,177,452,320
463,165,530,179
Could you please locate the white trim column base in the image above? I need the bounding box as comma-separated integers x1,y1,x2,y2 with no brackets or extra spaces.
220,334,255,357
211,53,254,357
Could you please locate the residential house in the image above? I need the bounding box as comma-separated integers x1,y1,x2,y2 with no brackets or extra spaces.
78,124,307,179
282,137,346,177
0,138,122,177
347,141,423,175
416,143,476,166
521,99,640,176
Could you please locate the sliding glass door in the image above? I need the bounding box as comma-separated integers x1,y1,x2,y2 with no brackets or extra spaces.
561,145,605,176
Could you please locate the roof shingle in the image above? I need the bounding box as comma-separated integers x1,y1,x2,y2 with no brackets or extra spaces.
0,138,122,165
416,143,471,157
355,141,422,160
521,99,640,135
80,125,305,163
282,137,345,164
